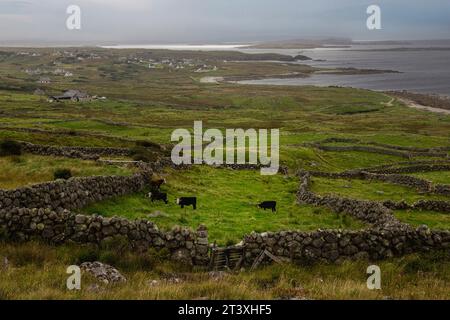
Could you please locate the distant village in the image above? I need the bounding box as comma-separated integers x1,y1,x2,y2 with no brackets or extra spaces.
15,49,220,103
120,56,219,73
18,49,220,86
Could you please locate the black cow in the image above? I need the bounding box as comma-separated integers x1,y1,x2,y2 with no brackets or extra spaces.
148,191,168,204
258,201,276,212
176,197,197,210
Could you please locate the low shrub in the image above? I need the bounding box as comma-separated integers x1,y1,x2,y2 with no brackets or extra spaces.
131,146,159,162
403,250,450,274
72,246,100,265
53,168,72,180
0,140,22,156
340,214,352,228
225,239,237,247
135,140,161,150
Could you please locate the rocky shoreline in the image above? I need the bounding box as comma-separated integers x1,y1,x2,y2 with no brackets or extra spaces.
203,67,400,84
386,90,450,111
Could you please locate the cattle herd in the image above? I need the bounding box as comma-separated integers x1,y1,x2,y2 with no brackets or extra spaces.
148,178,277,212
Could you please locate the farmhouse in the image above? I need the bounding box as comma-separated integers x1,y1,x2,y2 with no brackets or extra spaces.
48,89,90,102
37,76,51,84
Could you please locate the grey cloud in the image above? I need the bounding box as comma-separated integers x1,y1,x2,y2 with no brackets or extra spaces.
0,0,33,14
0,0,449,44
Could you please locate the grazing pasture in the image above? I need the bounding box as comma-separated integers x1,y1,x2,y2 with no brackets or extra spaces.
81,167,365,245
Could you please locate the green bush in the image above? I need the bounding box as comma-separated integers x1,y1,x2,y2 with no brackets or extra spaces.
132,153,151,162
53,168,72,180
0,140,22,156
131,146,159,162
225,239,237,247
403,250,450,274
72,246,100,265
403,256,433,273
135,140,161,150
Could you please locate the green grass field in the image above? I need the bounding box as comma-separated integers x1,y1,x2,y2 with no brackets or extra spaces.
394,210,450,230
0,155,134,189
408,171,450,185
80,167,364,245
310,176,449,203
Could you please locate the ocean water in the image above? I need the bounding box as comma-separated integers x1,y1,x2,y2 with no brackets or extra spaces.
103,43,450,96
102,44,249,50
238,44,450,97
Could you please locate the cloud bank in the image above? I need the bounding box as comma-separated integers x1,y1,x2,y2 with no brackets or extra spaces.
0,0,449,44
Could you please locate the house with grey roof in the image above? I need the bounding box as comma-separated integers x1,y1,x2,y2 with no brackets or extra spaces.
48,90,90,102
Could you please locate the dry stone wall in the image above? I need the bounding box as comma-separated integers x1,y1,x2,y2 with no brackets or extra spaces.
362,164,450,175
370,142,450,153
309,169,450,196
163,159,289,175
382,199,450,213
315,144,412,158
307,138,450,159
297,172,402,228
342,160,450,175
312,137,450,154
243,226,450,264
0,207,209,265
20,141,132,160
304,170,450,213
240,171,450,265
20,142,132,160
21,142,98,160
0,125,143,145
0,172,151,212
1,147,449,268
0,170,210,265
435,185,450,196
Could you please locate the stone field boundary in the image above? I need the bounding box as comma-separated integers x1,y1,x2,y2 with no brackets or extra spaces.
1,139,450,268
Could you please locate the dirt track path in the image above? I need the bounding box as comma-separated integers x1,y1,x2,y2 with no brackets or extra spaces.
398,98,450,115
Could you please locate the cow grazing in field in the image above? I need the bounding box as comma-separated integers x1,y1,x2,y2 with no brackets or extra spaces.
258,201,277,212
152,178,166,190
176,197,197,210
148,191,168,204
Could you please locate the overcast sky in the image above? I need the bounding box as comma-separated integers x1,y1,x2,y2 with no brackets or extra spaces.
1,0,450,44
